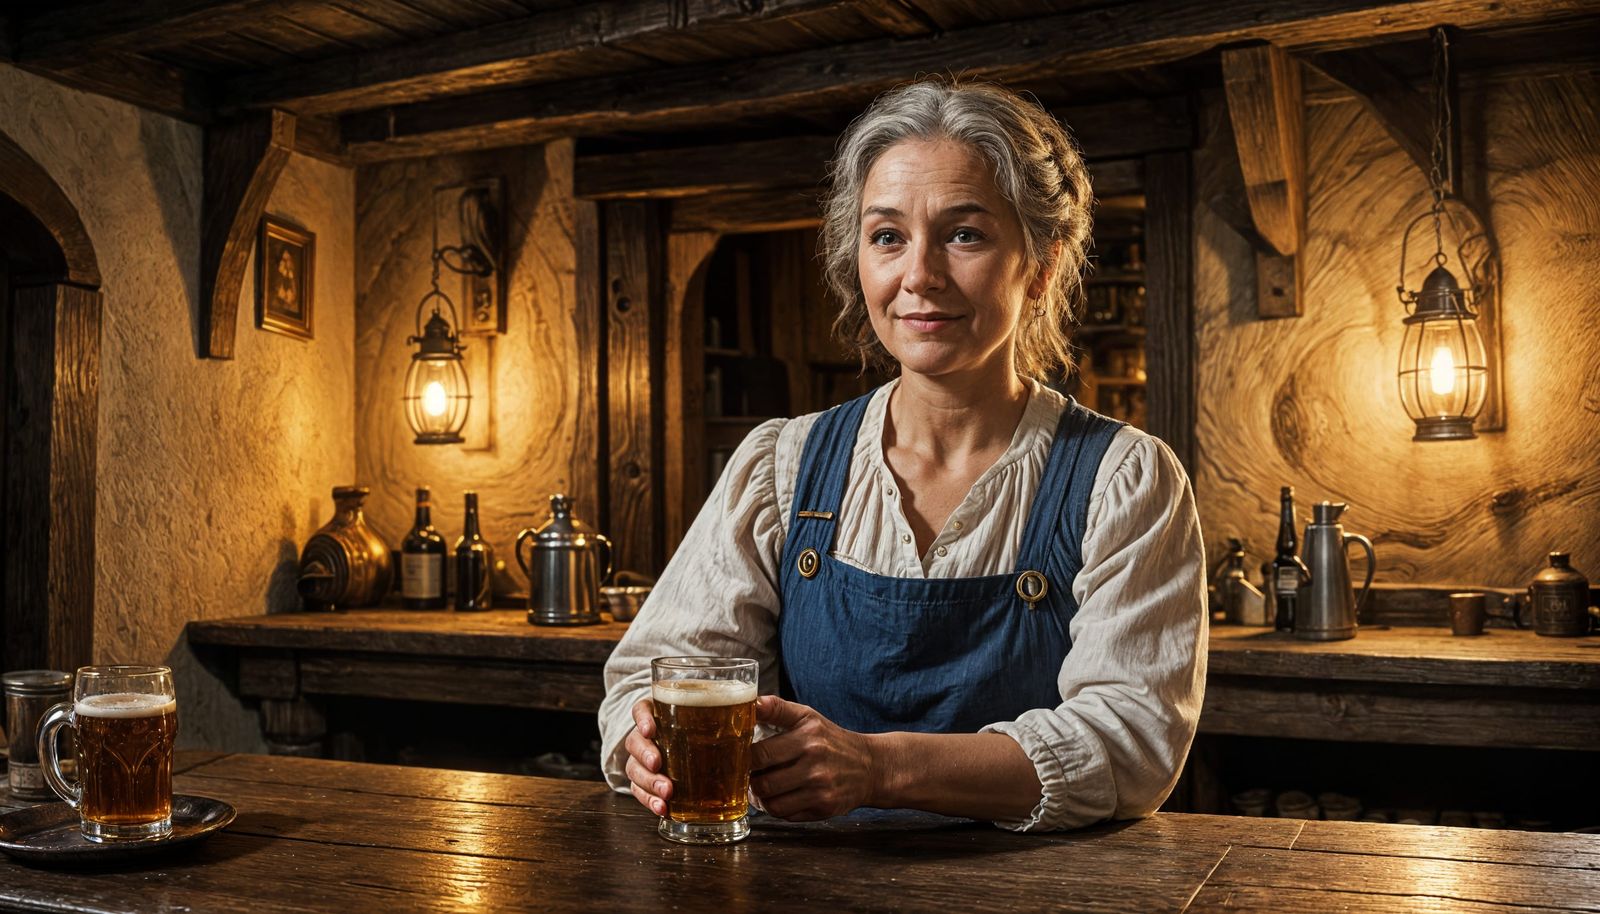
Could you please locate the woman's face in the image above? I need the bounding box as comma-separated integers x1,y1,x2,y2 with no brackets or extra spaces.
857,138,1038,382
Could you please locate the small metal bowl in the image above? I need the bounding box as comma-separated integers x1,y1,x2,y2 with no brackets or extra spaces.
600,585,651,622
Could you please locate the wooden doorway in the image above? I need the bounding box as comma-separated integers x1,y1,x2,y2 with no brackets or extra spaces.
0,129,103,675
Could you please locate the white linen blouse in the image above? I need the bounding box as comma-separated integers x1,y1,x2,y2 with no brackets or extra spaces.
599,378,1207,831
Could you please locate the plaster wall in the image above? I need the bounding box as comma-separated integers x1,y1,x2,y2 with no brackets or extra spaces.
355,143,587,599
0,64,356,750
1192,71,1600,588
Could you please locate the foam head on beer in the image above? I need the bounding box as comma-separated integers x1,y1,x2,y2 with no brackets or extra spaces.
651,679,758,707
76,693,177,718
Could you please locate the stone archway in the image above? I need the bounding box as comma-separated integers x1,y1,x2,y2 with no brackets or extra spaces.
1,128,101,674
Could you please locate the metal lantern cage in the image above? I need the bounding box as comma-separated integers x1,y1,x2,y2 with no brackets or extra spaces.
402,249,478,445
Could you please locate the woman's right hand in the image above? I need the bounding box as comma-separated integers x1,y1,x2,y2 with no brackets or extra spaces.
623,696,671,816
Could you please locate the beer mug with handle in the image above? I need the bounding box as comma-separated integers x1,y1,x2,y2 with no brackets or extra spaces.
38,665,178,842
651,657,758,844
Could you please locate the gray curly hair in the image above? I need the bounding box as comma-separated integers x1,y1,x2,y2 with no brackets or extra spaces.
820,77,1094,381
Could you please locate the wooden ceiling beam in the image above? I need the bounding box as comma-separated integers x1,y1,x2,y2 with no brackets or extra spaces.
13,0,311,63
340,0,1588,160
575,98,1189,200
1222,44,1307,319
14,52,212,123
1300,48,1440,188
220,0,848,117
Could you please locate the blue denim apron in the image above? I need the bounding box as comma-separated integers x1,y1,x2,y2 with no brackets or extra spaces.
777,389,1124,734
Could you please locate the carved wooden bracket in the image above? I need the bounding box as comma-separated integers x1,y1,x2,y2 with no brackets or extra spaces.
1222,44,1306,319
1300,49,1504,431
201,109,294,359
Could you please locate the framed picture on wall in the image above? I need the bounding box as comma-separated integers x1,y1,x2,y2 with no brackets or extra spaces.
257,215,315,341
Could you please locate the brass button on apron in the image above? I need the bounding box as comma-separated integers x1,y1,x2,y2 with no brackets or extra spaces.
1016,570,1049,606
797,548,821,579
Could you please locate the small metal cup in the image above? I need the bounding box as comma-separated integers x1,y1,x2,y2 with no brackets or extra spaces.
1450,592,1487,636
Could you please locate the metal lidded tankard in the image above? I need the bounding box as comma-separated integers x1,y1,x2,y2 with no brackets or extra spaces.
516,494,612,626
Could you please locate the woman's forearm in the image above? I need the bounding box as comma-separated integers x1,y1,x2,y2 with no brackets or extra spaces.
865,730,1042,821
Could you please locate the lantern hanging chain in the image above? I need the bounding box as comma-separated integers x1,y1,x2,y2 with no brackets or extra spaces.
1426,27,1452,267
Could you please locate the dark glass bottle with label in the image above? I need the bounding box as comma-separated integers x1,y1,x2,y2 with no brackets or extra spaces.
1272,486,1310,632
400,487,446,610
455,491,494,612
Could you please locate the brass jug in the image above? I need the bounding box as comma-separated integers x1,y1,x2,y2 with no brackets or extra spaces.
298,486,394,611
516,494,611,626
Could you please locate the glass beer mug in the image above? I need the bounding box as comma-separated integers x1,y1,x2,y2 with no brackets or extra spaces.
651,657,758,844
37,665,178,842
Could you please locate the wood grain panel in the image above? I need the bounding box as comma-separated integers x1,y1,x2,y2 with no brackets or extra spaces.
1200,845,1600,913
298,654,607,713
603,201,665,576
223,0,846,115
1208,625,1600,690
1201,675,1600,750
201,109,294,359
1192,73,1600,590
341,0,1590,159
573,197,605,548
670,188,823,234
1143,151,1195,473
1293,819,1600,869
3,284,99,675
187,610,628,663
663,231,720,556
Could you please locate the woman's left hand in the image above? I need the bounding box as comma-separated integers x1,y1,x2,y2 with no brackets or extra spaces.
749,696,882,821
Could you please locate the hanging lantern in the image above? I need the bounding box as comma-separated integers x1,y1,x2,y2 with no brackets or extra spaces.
403,252,471,444
1394,28,1488,442
1397,264,1487,440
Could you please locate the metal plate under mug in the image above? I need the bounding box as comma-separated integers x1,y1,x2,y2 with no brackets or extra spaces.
0,794,236,866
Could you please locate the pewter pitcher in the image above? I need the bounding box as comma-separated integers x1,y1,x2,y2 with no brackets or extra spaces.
1297,502,1375,641
516,494,612,626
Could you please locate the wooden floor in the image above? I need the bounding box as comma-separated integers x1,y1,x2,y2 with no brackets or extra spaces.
1,751,1596,912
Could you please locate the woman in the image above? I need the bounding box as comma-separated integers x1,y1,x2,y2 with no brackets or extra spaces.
599,78,1205,832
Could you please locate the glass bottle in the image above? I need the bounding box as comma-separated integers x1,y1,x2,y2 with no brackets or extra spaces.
400,487,446,610
455,491,494,612
1272,486,1310,632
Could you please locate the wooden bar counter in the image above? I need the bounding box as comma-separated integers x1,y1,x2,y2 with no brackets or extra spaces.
187,611,1600,753
2,750,1596,913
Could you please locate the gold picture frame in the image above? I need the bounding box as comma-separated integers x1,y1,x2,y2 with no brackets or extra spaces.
257,215,315,341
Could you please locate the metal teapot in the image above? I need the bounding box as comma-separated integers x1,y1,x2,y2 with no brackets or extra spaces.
516,494,612,626
1296,502,1375,641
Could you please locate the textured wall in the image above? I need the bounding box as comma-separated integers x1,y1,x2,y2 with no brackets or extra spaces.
0,64,356,750
355,142,587,598
1193,71,1600,588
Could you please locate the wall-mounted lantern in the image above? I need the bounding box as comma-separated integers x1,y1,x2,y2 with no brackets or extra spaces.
403,249,478,444
1394,29,1490,442
403,181,501,446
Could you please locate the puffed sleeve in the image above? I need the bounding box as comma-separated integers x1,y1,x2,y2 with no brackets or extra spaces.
598,418,790,793
981,431,1207,831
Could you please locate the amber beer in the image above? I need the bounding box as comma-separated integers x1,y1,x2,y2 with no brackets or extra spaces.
38,665,178,842
650,657,758,844
77,693,178,831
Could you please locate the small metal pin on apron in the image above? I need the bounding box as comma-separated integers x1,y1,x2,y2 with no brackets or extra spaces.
1016,570,1049,606
797,548,820,579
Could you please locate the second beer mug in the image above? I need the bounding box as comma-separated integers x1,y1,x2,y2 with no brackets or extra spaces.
651,657,758,845
37,665,178,842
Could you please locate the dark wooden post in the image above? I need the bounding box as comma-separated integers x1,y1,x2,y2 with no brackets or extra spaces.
602,201,665,577
4,283,100,674
1144,151,1196,477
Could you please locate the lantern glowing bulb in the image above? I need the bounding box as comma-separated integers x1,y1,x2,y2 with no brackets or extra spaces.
1429,346,1456,396
422,380,450,417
